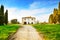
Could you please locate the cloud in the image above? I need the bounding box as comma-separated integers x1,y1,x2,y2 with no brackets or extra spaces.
36,14,50,22
4,2,52,23
30,2,41,9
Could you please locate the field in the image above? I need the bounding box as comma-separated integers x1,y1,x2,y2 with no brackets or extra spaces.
0,24,20,40
33,24,60,40
0,24,60,40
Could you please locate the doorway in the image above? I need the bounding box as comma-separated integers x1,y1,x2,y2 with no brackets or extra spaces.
24,22,27,24
31,22,33,24
28,22,30,24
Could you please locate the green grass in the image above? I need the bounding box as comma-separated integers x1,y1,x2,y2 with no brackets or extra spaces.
33,24,60,40
0,24,20,40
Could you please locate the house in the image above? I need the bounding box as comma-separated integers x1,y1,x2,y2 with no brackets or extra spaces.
22,16,36,24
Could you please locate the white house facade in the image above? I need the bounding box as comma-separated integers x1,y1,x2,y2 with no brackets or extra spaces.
22,16,36,24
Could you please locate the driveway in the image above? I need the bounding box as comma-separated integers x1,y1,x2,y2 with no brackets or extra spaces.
9,25,43,40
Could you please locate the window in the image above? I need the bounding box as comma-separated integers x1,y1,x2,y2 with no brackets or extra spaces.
32,18,33,20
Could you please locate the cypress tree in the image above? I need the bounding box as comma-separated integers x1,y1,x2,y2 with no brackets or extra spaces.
5,10,8,25
1,5,4,25
1,5,4,16
0,5,4,25
0,8,1,15
0,7,1,25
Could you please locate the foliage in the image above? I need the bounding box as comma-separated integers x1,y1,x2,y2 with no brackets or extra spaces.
49,14,53,24
0,15,4,25
33,24,60,40
5,10,8,25
57,14,60,23
11,19,18,24
1,5,4,15
0,5,8,25
49,2,60,24
0,5,4,25
0,24,20,40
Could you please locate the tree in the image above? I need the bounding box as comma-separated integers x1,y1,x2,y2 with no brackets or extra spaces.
0,15,3,25
1,5,4,16
0,8,1,15
5,10,8,25
53,15,58,24
0,5,4,25
11,19,18,24
49,14,54,24
57,14,60,23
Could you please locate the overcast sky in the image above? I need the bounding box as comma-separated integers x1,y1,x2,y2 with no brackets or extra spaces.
0,0,60,23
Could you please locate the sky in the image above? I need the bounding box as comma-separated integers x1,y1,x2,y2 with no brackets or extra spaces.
0,0,60,23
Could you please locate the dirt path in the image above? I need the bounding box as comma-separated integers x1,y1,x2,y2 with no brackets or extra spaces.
9,25,43,40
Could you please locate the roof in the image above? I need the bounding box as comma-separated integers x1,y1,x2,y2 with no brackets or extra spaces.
22,16,36,19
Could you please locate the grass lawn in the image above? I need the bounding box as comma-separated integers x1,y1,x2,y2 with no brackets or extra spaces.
33,24,60,40
0,24,20,40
